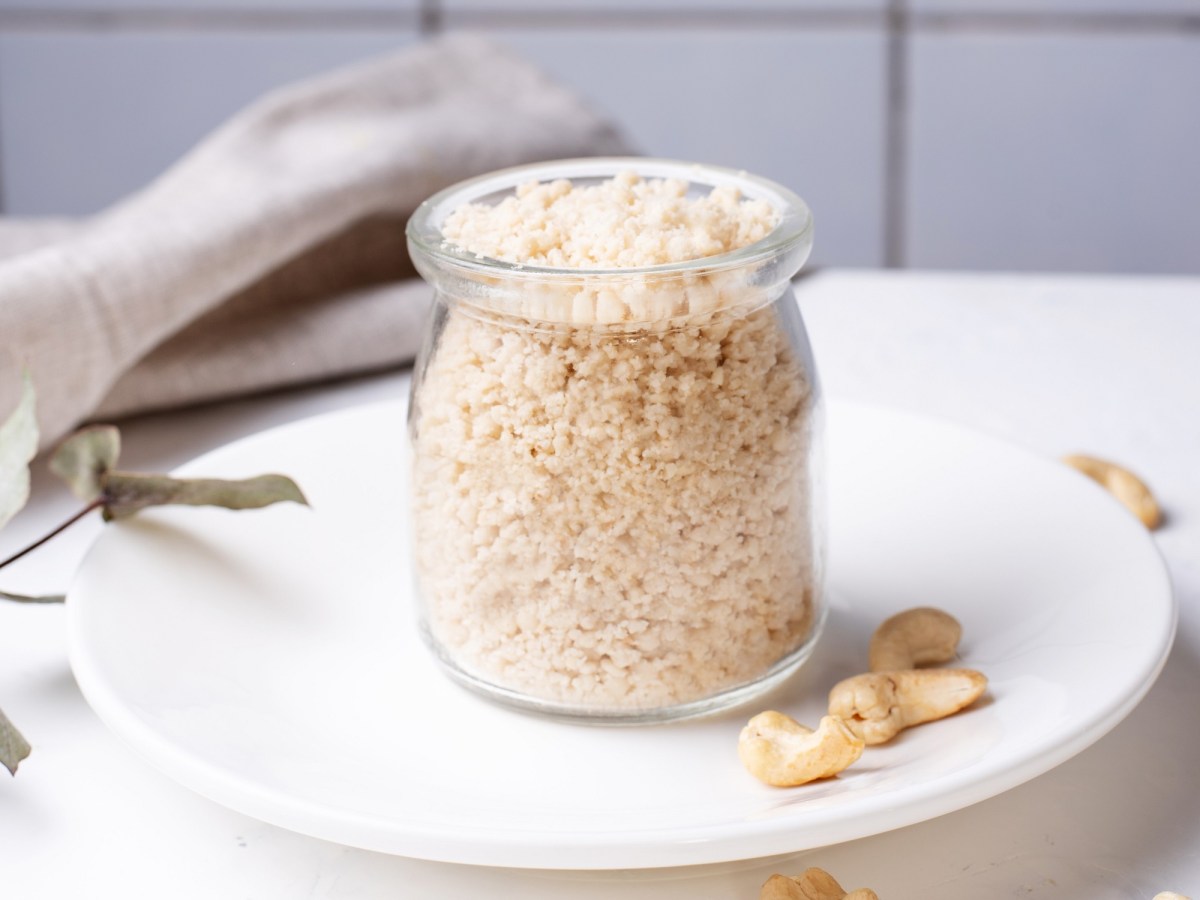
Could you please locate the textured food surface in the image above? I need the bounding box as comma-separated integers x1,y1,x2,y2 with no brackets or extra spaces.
411,174,815,710
441,171,778,268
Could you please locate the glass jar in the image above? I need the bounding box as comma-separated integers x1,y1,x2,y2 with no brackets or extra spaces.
406,158,824,722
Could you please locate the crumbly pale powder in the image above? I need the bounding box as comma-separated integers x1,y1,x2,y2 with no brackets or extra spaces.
412,173,815,711
442,170,778,269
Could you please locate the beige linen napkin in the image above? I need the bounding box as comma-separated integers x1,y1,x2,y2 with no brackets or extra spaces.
0,35,628,446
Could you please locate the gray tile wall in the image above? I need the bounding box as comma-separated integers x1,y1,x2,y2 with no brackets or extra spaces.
0,1,1195,274
0,31,417,212
907,30,1200,274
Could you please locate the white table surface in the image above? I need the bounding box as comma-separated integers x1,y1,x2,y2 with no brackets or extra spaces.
2,269,1197,898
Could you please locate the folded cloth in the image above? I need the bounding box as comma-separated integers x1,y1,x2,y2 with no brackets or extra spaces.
0,35,629,446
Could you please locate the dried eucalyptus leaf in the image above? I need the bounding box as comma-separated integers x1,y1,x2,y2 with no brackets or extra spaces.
0,588,65,604
0,373,38,531
49,425,121,502
103,472,308,520
0,706,31,775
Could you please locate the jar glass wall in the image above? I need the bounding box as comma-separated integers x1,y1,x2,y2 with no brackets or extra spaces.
406,159,824,723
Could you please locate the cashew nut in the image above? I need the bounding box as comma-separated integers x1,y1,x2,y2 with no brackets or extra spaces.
828,669,988,745
760,868,880,900
869,606,962,672
738,712,865,787
1152,894,1191,900
1063,453,1162,529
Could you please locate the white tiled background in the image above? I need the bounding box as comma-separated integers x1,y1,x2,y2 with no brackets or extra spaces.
0,0,1196,273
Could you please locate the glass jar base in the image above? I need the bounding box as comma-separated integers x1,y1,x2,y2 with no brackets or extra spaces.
417,612,826,726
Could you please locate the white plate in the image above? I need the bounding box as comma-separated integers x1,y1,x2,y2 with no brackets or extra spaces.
66,400,1175,870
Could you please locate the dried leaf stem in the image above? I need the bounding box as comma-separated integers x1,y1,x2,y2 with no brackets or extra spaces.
0,499,103,575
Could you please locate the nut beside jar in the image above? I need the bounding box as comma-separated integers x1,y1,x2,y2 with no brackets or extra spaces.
405,158,825,722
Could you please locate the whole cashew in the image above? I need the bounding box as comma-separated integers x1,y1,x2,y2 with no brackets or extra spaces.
869,607,962,672
1064,454,1162,529
760,868,880,900
738,712,865,787
828,669,988,745
1152,894,1191,900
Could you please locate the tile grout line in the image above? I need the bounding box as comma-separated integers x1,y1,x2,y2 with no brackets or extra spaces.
436,9,882,30
883,0,909,269
0,9,871,33
912,11,1200,34
419,0,442,36
0,9,421,32
0,8,1196,33
0,65,6,214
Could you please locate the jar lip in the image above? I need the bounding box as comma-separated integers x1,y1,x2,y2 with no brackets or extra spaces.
406,157,813,280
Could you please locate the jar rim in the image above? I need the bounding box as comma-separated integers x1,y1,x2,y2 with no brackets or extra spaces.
406,157,813,281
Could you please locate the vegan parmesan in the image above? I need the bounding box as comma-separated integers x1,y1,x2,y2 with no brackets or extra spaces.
441,170,778,269
409,169,820,714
